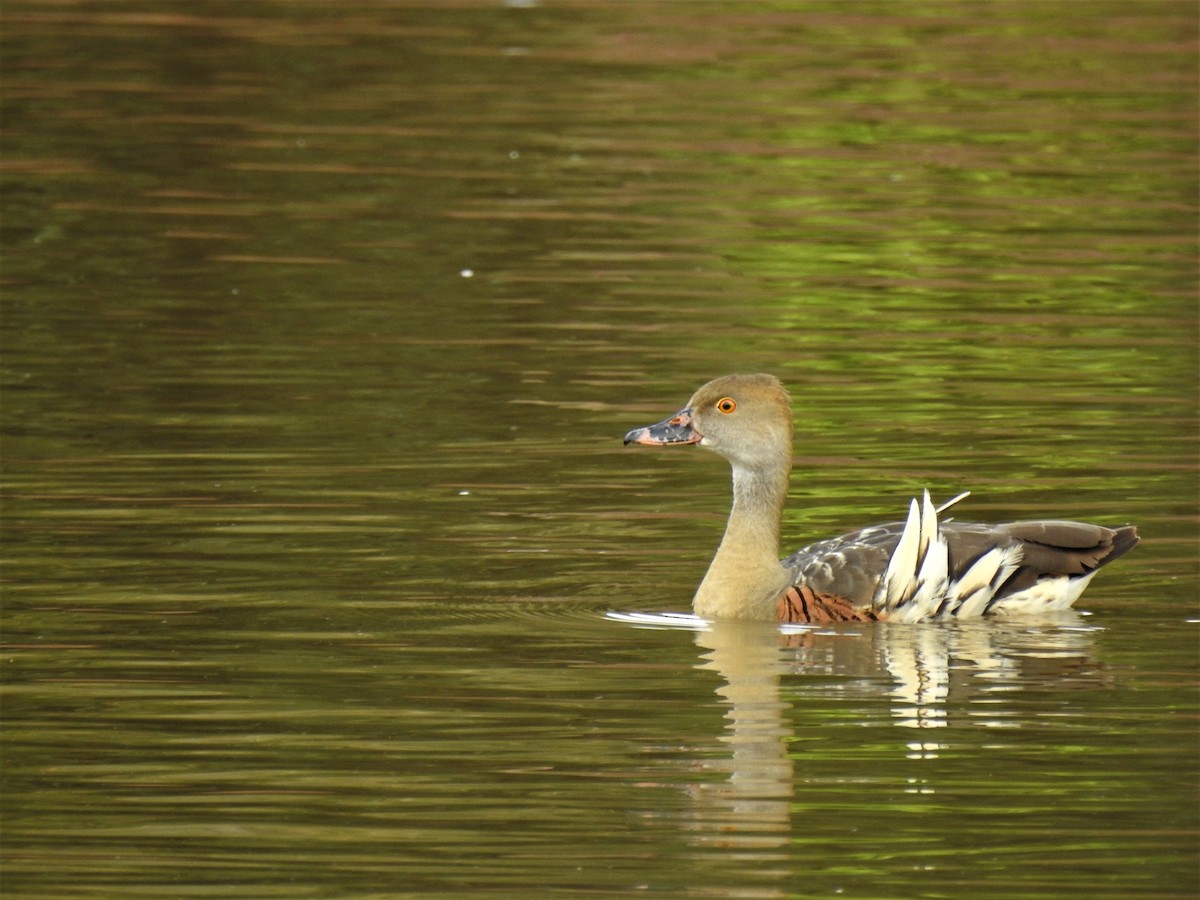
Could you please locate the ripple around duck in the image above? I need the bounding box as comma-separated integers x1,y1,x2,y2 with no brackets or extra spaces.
605,609,711,630
605,609,831,636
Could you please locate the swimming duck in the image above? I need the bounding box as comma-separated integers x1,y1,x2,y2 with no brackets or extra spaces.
624,374,1138,623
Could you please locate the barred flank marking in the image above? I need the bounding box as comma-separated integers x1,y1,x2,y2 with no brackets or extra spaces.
777,585,878,624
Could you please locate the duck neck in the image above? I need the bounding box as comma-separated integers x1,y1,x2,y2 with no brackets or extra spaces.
693,457,792,620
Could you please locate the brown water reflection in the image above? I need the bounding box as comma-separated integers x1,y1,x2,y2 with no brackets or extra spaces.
3,0,1197,897
635,613,1111,863
607,610,1186,898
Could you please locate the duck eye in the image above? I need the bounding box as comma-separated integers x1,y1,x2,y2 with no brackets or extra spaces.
716,397,736,414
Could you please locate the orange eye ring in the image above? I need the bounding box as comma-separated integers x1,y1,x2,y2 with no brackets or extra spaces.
716,397,736,414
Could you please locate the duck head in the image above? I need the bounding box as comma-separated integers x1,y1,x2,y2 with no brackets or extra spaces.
624,373,793,472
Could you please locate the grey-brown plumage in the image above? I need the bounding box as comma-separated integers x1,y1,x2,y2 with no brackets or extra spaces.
785,518,1139,618
625,373,1139,623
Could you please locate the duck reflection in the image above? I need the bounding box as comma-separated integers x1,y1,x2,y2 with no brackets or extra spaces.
690,620,794,853
872,612,1105,733
654,611,1104,853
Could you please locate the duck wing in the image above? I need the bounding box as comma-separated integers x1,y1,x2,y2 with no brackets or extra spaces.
780,492,1138,623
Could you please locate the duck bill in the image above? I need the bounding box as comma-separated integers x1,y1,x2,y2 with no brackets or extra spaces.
624,408,703,446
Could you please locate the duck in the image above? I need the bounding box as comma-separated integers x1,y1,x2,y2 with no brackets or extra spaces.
623,373,1139,624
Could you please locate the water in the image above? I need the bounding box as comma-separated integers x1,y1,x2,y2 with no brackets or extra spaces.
2,1,1197,897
